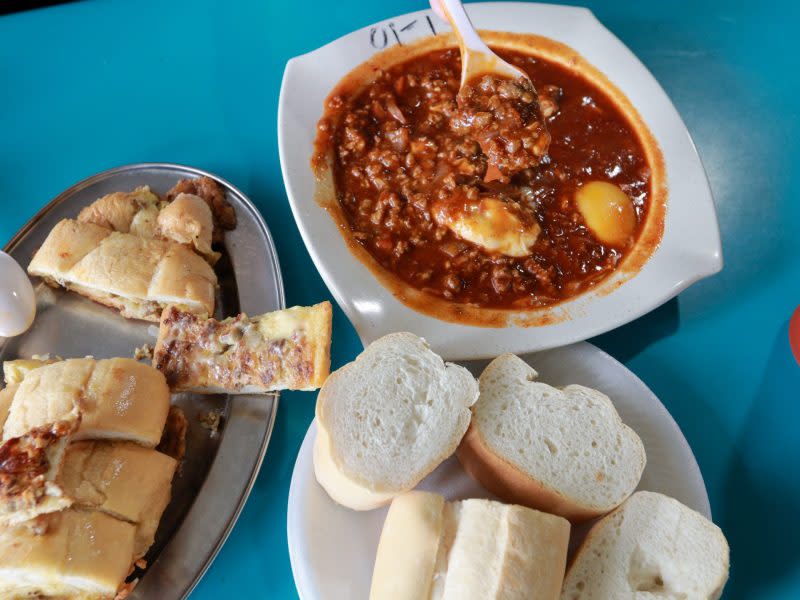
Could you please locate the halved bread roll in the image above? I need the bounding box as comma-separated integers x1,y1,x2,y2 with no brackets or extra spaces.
60,441,178,558
457,354,645,521
370,491,570,600
28,219,217,321
0,508,136,600
561,491,729,599
152,302,333,393
2,358,170,447
314,333,478,511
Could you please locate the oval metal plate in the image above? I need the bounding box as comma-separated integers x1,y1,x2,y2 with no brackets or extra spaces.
1,163,283,599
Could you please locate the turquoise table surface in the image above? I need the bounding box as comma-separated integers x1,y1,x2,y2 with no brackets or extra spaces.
1,0,798,597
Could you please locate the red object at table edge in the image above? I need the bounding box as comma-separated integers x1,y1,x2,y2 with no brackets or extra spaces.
790,305,800,366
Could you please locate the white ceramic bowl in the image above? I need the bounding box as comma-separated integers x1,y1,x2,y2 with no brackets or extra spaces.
287,342,710,599
278,3,722,360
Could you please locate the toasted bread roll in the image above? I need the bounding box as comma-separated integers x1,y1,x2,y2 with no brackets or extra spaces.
61,441,178,558
157,193,219,263
78,186,221,264
0,508,136,600
561,491,729,599
458,354,645,521
314,333,478,511
77,186,161,236
28,219,217,321
153,302,332,393
166,176,237,240
3,358,170,447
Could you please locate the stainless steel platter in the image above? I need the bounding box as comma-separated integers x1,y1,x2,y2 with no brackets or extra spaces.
0,163,284,599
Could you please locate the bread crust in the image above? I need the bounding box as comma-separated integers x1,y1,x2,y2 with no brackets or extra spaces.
457,423,601,522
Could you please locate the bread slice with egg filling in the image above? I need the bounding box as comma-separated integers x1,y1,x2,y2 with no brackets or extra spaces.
561,491,729,600
369,491,570,600
152,302,332,393
314,333,478,510
457,353,645,521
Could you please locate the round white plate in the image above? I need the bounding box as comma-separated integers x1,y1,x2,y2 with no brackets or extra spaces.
278,3,722,360
287,342,709,600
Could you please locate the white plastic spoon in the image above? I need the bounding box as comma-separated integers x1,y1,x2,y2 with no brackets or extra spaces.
0,251,36,337
432,0,533,90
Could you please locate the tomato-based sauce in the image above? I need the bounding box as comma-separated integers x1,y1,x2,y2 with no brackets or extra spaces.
315,47,652,310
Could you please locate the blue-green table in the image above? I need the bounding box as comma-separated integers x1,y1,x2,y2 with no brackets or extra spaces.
1,0,797,597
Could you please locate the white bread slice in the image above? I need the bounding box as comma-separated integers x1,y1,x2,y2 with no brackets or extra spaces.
457,354,645,521
561,491,729,600
0,508,135,599
314,333,478,510
3,357,170,447
369,491,570,600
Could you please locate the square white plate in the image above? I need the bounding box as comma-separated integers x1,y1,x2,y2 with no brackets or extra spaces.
278,3,722,360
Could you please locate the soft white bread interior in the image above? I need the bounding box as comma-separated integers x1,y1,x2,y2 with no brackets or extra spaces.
314,333,478,510
457,354,645,521
3,358,170,447
0,508,136,600
370,491,570,600
561,491,730,600
60,441,178,558
28,218,217,321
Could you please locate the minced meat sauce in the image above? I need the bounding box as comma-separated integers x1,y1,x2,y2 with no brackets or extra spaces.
315,48,651,309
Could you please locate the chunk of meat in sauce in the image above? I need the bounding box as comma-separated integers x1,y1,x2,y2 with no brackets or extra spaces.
451,74,550,181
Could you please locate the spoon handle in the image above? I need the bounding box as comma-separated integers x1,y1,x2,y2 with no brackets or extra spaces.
437,0,491,54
